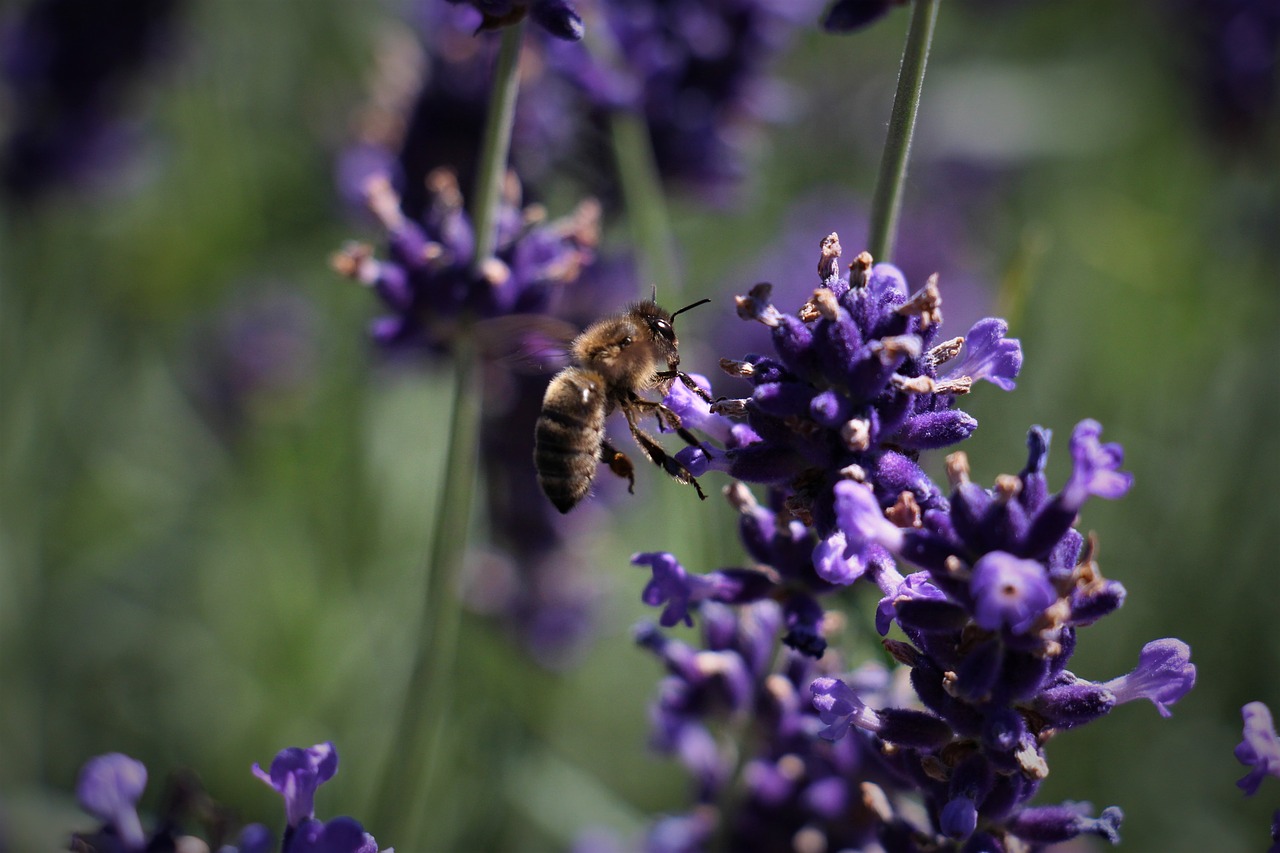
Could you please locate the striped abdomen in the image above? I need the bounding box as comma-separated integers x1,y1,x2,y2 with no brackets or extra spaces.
535,367,608,513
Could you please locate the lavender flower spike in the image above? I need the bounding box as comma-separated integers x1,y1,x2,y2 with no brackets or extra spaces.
253,741,339,828
76,753,148,850
1101,639,1196,718
1236,701,1280,796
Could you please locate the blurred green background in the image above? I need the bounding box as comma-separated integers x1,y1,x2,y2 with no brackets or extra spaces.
1,0,1277,850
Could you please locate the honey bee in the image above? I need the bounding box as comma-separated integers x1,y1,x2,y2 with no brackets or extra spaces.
534,298,712,513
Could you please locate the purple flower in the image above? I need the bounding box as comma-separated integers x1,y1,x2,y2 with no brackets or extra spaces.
944,317,1022,391
969,551,1055,635
1101,638,1196,718
75,753,148,850
545,0,822,198
680,237,1019,537
445,0,584,40
1062,419,1133,508
0,0,183,202
1236,701,1280,796
334,171,598,355
810,676,876,740
633,551,772,627
253,742,339,828
288,817,383,853
1008,804,1124,845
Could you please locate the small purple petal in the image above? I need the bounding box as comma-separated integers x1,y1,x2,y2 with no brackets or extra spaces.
76,753,147,850
941,796,978,839
634,552,698,627
812,531,868,585
947,318,1023,391
893,409,979,450
833,479,903,553
252,742,339,828
1063,419,1133,508
810,676,874,741
1236,701,1280,796
1102,638,1196,718
1009,803,1124,845
970,552,1056,635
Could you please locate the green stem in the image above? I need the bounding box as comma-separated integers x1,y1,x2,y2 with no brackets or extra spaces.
369,22,524,845
866,0,940,264
369,339,481,843
610,110,681,300
470,21,525,273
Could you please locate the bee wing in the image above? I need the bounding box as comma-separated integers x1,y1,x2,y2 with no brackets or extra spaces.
474,314,579,373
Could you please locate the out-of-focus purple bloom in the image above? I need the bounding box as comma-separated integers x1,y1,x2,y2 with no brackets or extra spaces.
445,0,584,40
75,753,148,850
334,170,598,355
1237,701,1280,797
233,824,276,853
0,0,182,202
1101,639,1196,718
1177,0,1280,146
546,0,822,199
184,289,320,443
635,601,907,851
252,742,339,829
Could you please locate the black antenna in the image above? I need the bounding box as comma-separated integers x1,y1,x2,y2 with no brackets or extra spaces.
650,283,658,302
670,297,711,322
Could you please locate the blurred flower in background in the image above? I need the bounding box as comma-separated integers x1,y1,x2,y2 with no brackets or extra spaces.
546,0,824,201
0,0,183,202
183,288,322,445
1176,0,1280,148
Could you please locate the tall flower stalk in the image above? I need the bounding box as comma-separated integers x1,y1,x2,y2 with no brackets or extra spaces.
366,20,526,846
866,0,940,263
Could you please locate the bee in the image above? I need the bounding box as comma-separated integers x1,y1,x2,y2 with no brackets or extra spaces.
534,298,712,513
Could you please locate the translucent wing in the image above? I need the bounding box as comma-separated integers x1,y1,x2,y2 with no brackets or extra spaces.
474,314,579,373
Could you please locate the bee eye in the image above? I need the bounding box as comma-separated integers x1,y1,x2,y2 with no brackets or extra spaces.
620,336,633,348
652,319,675,341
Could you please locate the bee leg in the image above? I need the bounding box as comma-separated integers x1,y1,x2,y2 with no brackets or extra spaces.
632,396,706,453
600,440,636,494
656,370,715,404
622,407,708,502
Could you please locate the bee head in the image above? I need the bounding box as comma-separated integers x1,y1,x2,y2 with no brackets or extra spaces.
637,297,710,369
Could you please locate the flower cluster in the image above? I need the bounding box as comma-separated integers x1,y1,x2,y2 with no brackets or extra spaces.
630,600,909,851
332,168,598,355
646,237,1018,655
627,238,1196,849
1235,700,1280,851
70,743,386,853
546,0,821,197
